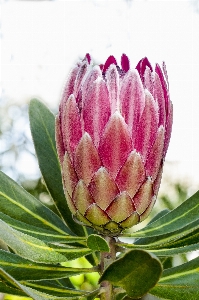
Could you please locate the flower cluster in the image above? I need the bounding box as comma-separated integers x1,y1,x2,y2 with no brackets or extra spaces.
56,54,172,235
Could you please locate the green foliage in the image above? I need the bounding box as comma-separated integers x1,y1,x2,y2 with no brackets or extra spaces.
29,99,84,236
87,235,110,252
0,99,199,299
99,249,162,299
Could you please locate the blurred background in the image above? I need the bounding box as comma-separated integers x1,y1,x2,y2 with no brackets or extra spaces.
1,0,199,299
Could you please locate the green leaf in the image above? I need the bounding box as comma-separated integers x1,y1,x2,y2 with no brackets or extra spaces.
21,280,97,298
120,242,199,257
0,219,92,263
0,250,96,281
0,211,86,245
0,171,72,235
0,219,67,263
48,244,93,261
131,190,199,238
99,249,162,299
87,234,110,252
0,267,88,299
29,98,84,236
150,256,199,300
0,280,26,297
120,218,199,253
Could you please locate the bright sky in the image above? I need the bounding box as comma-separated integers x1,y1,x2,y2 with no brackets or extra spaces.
1,0,199,188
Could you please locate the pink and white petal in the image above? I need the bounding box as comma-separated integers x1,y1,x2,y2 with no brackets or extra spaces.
62,95,82,160
140,196,156,222
60,65,79,115
134,90,159,162
88,167,119,210
163,101,173,157
155,63,169,113
120,69,145,142
74,133,101,185
162,61,169,87
106,191,135,223
116,150,145,198
133,178,153,215
154,72,166,127
84,53,91,64
98,112,132,179
85,203,110,226
62,152,78,198
73,180,94,215
73,61,90,98
153,164,163,195
121,54,130,72
82,66,102,101
55,115,65,165
106,64,120,114
145,126,165,181
144,66,154,95
82,77,111,147
136,57,153,83
103,55,117,73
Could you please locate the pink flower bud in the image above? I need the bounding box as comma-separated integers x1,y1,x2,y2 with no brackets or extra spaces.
56,54,173,236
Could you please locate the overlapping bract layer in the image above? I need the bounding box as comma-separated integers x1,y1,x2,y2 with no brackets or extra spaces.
56,54,173,235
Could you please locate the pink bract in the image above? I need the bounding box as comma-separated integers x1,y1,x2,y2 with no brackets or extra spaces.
56,54,173,236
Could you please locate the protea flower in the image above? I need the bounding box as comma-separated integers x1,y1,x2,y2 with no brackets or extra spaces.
56,54,172,236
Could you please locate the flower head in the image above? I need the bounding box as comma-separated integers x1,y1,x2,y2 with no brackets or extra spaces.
56,54,173,236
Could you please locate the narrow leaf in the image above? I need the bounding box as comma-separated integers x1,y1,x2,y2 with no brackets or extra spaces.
21,280,96,298
0,211,86,244
131,190,199,238
29,99,84,236
87,234,110,252
119,243,199,257
0,171,72,235
0,220,67,263
99,249,162,298
0,250,96,281
150,256,199,300
0,267,89,299
0,280,25,297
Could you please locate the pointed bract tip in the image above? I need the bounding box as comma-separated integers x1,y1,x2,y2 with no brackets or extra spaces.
103,55,117,73
136,57,153,80
121,54,130,72
85,53,91,64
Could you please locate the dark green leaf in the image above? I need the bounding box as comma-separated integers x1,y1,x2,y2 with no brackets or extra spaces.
29,99,84,236
118,242,199,257
118,218,199,255
48,243,93,261
131,190,199,238
0,219,92,263
0,267,88,299
150,256,199,300
0,212,86,244
146,209,170,225
99,249,162,299
53,278,74,289
0,280,25,297
0,250,96,281
150,243,199,256
21,280,91,298
0,171,72,235
87,234,110,252
0,220,67,263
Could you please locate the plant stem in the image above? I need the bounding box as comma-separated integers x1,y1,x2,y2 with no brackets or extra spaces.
99,236,116,300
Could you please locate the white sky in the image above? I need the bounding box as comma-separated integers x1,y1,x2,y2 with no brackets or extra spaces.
1,0,199,189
